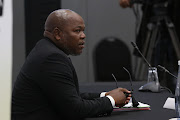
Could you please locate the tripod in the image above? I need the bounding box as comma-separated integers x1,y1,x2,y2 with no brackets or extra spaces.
135,11,180,82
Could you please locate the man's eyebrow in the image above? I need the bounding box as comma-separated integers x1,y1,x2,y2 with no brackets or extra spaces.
76,25,85,28
75,26,85,30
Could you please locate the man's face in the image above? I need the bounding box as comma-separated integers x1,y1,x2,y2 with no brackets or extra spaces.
60,14,86,55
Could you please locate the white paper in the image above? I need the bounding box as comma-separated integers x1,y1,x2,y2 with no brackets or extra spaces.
113,100,150,108
163,97,175,110
169,118,178,120
123,101,150,108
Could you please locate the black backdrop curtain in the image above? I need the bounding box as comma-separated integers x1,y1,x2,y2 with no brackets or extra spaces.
25,0,61,56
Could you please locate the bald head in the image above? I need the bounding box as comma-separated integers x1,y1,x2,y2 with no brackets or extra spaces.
43,9,86,55
44,9,80,32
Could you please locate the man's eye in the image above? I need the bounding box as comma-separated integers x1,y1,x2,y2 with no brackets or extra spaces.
75,29,81,33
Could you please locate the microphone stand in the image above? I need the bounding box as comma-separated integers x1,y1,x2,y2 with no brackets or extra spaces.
139,67,161,92
131,42,161,92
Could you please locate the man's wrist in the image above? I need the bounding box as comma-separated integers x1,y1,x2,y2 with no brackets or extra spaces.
100,92,115,107
106,95,115,107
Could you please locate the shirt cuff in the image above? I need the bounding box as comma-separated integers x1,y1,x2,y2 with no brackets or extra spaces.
100,92,107,97
106,95,115,107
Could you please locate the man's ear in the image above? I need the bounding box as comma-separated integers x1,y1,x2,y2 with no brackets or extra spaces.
53,27,62,41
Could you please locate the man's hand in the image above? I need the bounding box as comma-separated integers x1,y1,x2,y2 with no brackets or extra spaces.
119,0,131,8
105,88,131,107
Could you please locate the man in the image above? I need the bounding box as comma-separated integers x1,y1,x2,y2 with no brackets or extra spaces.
12,9,131,120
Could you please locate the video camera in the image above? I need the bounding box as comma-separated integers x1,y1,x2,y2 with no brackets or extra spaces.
130,0,170,17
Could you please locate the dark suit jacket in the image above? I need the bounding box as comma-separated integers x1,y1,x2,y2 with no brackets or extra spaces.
12,38,113,120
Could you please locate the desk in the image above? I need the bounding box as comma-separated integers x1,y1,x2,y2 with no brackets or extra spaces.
79,82,176,120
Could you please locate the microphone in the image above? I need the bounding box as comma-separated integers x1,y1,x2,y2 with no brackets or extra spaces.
123,67,139,107
131,42,151,67
131,41,160,92
157,65,177,79
112,73,119,88
122,67,133,91
112,73,129,97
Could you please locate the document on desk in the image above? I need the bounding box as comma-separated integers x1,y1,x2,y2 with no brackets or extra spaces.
123,101,150,108
163,97,175,110
113,102,151,111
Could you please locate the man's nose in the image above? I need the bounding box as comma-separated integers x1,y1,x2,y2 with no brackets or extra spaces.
80,32,86,39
